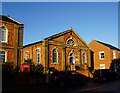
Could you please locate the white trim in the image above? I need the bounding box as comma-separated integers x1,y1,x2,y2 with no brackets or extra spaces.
100,64,105,69
51,63,59,65
24,51,29,60
82,52,87,64
7,16,23,24
0,50,8,63
5,51,8,62
35,48,41,64
66,36,78,46
1,26,8,43
51,47,59,64
113,51,116,59
99,51,104,60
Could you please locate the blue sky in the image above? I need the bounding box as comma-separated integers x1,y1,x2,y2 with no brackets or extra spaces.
2,2,118,47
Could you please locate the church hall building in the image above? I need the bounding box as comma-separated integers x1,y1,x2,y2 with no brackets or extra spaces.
21,27,91,72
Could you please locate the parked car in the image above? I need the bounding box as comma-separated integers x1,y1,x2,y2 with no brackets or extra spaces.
50,70,87,86
93,69,119,81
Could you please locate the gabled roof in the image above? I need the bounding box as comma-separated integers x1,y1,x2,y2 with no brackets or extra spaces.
44,27,90,48
44,29,71,40
23,41,42,48
0,15,23,25
23,27,90,49
95,40,120,51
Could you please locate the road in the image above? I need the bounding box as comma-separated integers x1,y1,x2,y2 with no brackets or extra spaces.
2,79,120,93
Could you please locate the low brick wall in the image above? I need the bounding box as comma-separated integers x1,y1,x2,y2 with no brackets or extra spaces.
77,70,93,78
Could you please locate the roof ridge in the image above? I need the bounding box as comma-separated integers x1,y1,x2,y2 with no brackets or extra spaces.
1,15,23,25
43,29,71,40
7,16,22,24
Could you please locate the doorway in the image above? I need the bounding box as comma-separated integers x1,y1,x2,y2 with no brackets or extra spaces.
69,53,75,70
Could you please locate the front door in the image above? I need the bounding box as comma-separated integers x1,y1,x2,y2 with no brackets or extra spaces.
70,57,73,64
69,57,74,70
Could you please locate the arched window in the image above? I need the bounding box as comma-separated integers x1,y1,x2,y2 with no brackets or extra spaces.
35,49,40,64
83,52,87,64
0,26,8,42
52,48,58,64
25,52,29,60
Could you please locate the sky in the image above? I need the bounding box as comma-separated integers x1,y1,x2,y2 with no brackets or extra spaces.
2,2,118,47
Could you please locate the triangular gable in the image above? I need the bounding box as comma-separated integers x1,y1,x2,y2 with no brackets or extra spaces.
0,15,23,25
43,27,90,49
44,29,71,40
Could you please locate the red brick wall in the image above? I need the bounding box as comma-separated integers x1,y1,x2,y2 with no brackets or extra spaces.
1,22,15,62
89,40,120,70
22,31,90,71
22,45,44,65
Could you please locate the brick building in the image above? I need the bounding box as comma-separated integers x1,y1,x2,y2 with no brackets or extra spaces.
89,40,120,70
22,27,91,72
0,15,24,66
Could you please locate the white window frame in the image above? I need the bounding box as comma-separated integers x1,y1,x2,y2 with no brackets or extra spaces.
113,51,116,59
82,52,87,64
1,26,8,43
52,48,59,64
100,64,105,69
24,52,29,60
35,48,40,64
0,50,7,63
99,51,104,60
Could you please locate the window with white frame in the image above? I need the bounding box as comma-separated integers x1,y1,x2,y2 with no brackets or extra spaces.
35,49,40,64
0,26,8,42
52,48,58,64
113,51,116,59
25,52,29,60
99,51,104,59
100,64,105,69
0,51,6,63
83,52,87,64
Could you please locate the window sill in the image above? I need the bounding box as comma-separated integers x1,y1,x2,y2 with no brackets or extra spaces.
1,41,8,43
99,58,104,60
51,63,59,65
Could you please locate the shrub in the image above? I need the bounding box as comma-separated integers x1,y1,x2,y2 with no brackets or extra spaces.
30,64,44,74
12,66,20,73
24,59,44,74
2,61,14,73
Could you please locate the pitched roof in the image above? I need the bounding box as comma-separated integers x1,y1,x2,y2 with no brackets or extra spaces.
0,15,23,25
44,29,71,40
95,40,120,51
23,41,42,48
44,27,90,48
23,27,90,49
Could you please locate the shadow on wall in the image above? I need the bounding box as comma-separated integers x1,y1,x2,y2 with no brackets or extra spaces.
110,58,120,72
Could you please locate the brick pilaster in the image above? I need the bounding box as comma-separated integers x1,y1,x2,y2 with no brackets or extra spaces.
62,46,66,70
